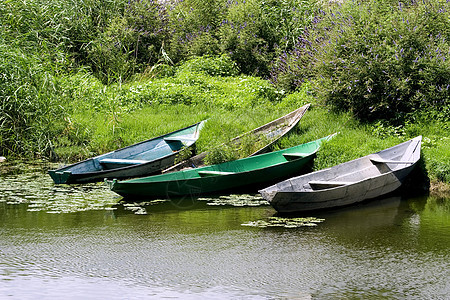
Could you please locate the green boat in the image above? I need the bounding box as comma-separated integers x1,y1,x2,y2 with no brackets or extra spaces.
106,134,336,199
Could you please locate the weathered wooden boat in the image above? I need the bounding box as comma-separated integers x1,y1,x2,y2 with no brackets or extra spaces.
259,136,422,213
106,134,335,199
48,121,206,184
162,104,310,173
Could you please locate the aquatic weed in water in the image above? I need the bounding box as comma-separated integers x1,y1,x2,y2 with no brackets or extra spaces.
241,216,325,228
199,194,268,206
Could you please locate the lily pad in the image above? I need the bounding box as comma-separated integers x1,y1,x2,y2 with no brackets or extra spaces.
199,194,269,207
242,216,325,228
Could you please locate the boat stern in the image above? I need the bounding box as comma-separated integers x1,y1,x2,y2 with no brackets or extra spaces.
105,178,118,191
259,187,277,202
48,170,72,184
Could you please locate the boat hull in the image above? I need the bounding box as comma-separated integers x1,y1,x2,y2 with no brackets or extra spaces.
48,121,206,184
266,164,416,213
162,104,310,173
49,154,183,184
260,136,422,213
108,134,335,199
109,155,314,198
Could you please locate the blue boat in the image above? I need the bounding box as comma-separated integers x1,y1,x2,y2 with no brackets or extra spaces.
48,121,206,184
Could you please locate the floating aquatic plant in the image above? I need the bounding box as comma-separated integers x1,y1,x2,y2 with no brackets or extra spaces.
198,194,269,206
0,171,118,213
242,216,325,228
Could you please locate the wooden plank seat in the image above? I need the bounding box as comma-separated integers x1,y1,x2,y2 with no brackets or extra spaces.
164,137,197,143
309,180,353,190
282,152,310,159
99,158,148,165
197,170,236,177
370,158,415,164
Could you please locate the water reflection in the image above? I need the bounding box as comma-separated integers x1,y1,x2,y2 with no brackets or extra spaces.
1,167,449,299
112,193,269,216
406,195,450,252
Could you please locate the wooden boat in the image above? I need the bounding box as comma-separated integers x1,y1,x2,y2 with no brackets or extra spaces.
48,121,206,184
162,104,310,173
106,134,335,199
259,136,422,213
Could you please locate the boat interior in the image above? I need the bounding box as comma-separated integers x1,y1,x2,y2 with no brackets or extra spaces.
297,140,418,192
97,135,194,170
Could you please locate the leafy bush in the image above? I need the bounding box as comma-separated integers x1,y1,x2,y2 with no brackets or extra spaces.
218,0,318,76
271,0,450,122
217,0,276,76
1,0,320,80
166,0,318,77
62,57,280,111
176,55,239,77
87,0,169,83
166,0,225,60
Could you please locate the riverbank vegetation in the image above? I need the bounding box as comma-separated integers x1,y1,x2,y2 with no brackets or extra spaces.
0,0,448,186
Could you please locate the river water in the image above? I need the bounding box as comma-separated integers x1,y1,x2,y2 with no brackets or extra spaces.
1,164,449,299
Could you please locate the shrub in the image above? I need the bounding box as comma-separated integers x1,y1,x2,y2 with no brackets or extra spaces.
219,0,318,76
87,0,169,83
271,0,450,122
176,54,239,76
166,0,226,62
1,0,320,80
217,0,275,76
56,57,282,132
166,0,319,77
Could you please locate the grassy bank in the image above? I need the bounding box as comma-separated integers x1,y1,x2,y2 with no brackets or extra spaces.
0,0,449,191
45,58,449,188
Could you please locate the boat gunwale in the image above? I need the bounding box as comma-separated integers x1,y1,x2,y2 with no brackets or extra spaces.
232,103,310,156
277,162,418,199
113,153,314,186
161,104,311,174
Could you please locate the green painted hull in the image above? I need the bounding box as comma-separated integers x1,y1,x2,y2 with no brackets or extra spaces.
107,135,335,199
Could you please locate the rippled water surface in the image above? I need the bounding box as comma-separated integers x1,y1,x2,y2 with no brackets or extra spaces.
1,165,449,299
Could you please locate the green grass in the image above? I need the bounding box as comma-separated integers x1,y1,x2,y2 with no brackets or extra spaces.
0,50,444,184
57,60,288,159
53,66,449,184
